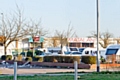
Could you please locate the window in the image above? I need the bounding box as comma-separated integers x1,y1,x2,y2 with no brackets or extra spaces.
72,52,82,54
106,49,118,55
70,48,78,51
85,51,89,54
79,48,85,53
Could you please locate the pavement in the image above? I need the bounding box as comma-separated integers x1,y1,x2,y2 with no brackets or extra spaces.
0,67,120,75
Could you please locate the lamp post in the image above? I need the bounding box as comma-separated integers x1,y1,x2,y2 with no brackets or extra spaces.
96,0,100,72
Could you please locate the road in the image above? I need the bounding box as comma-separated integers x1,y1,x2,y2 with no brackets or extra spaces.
0,67,120,75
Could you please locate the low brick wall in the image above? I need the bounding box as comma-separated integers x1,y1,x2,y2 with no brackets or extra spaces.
0,60,90,69
31,62,90,69
90,64,120,69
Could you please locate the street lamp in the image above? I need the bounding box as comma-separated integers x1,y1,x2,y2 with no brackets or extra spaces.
96,0,100,72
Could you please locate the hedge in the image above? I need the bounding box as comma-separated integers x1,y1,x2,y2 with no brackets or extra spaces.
44,56,81,64
25,57,32,62
33,56,44,62
1,55,12,60
81,56,96,64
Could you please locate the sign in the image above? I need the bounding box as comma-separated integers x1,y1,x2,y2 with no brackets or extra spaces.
29,36,44,42
39,37,44,42
28,37,33,42
34,36,39,42
68,38,96,43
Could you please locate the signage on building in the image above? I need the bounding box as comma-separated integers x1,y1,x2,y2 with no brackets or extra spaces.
28,36,44,42
68,38,96,43
34,36,39,42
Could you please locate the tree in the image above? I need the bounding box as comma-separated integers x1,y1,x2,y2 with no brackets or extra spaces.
28,20,48,49
0,8,48,55
90,31,113,48
54,22,76,50
0,9,31,55
28,19,48,38
50,36,59,47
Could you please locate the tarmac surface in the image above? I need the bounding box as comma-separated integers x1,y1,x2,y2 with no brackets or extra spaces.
0,67,120,75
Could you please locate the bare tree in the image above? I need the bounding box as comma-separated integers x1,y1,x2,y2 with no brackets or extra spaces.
50,36,59,47
28,20,48,49
28,19,48,37
0,8,32,55
54,22,76,50
90,31,113,48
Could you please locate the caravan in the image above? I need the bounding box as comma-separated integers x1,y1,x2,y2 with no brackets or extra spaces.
81,48,97,56
62,46,82,56
79,47,106,58
105,44,120,63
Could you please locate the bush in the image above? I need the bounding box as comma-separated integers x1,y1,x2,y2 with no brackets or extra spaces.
17,54,23,61
27,51,33,57
35,50,43,55
25,57,32,62
33,56,44,62
81,56,96,64
1,55,6,60
1,55,12,60
20,52,25,56
6,55,12,60
44,56,81,63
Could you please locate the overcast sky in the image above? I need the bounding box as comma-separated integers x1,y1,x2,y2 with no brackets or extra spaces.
0,0,120,38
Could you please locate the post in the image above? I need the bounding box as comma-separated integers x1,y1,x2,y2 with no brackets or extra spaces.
14,62,17,80
74,61,78,80
96,0,100,72
33,41,35,56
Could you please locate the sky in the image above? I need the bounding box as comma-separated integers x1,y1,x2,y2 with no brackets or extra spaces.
0,0,120,38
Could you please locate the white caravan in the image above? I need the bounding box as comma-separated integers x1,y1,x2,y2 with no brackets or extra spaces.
105,44,120,62
80,47,106,59
46,47,61,56
81,48,97,56
62,46,82,56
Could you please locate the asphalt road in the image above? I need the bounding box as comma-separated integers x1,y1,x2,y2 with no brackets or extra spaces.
0,67,120,75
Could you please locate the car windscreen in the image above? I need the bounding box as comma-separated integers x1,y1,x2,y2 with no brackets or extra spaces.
72,52,82,54
64,52,71,54
69,48,78,51
106,49,118,55
79,48,85,53
48,50,60,53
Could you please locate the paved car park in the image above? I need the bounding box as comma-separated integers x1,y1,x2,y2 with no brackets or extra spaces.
0,67,120,75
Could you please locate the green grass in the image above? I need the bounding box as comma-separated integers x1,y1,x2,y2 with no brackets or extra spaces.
80,73,120,80
1,71,120,80
0,75,74,80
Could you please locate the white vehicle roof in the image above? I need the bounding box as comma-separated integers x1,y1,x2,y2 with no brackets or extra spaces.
107,44,120,49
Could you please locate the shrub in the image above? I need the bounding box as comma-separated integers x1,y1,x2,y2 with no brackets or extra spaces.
1,55,6,60
33,56,44,62
6,55,12,60
25,57,32,62
81,56,96,64
17,54,23,61
35,50,43,55
20,52,25,56
1,55,12,60
44,56,81,63
27,51,33,57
